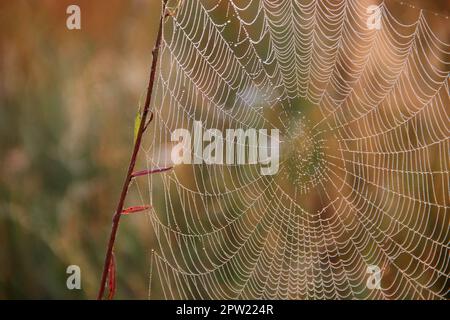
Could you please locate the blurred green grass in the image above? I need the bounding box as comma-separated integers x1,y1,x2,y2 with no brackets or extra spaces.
0,0,162,299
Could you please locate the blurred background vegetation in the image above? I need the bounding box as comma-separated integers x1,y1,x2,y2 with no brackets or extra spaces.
0,0,448,299
0,0,163,299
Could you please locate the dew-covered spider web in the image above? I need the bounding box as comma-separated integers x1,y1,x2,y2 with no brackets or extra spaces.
131,0,450,299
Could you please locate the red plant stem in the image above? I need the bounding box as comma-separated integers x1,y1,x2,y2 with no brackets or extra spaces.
97,0,168,300
107,252,116,300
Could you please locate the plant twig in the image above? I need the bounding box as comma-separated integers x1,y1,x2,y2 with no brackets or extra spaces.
132,166,172,178
97,0,169,300
107,252,116,300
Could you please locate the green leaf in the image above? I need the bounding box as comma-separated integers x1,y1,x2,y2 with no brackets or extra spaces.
134,112,142,144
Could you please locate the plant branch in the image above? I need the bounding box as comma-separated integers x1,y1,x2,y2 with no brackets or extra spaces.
97,0,168,300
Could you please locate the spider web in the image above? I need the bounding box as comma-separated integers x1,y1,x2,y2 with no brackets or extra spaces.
132,0,450,299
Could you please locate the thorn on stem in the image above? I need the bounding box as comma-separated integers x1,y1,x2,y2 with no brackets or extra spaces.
143,112,154,132
131,166,172,178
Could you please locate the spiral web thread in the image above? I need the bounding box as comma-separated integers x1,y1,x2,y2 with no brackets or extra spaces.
133,0,450,299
